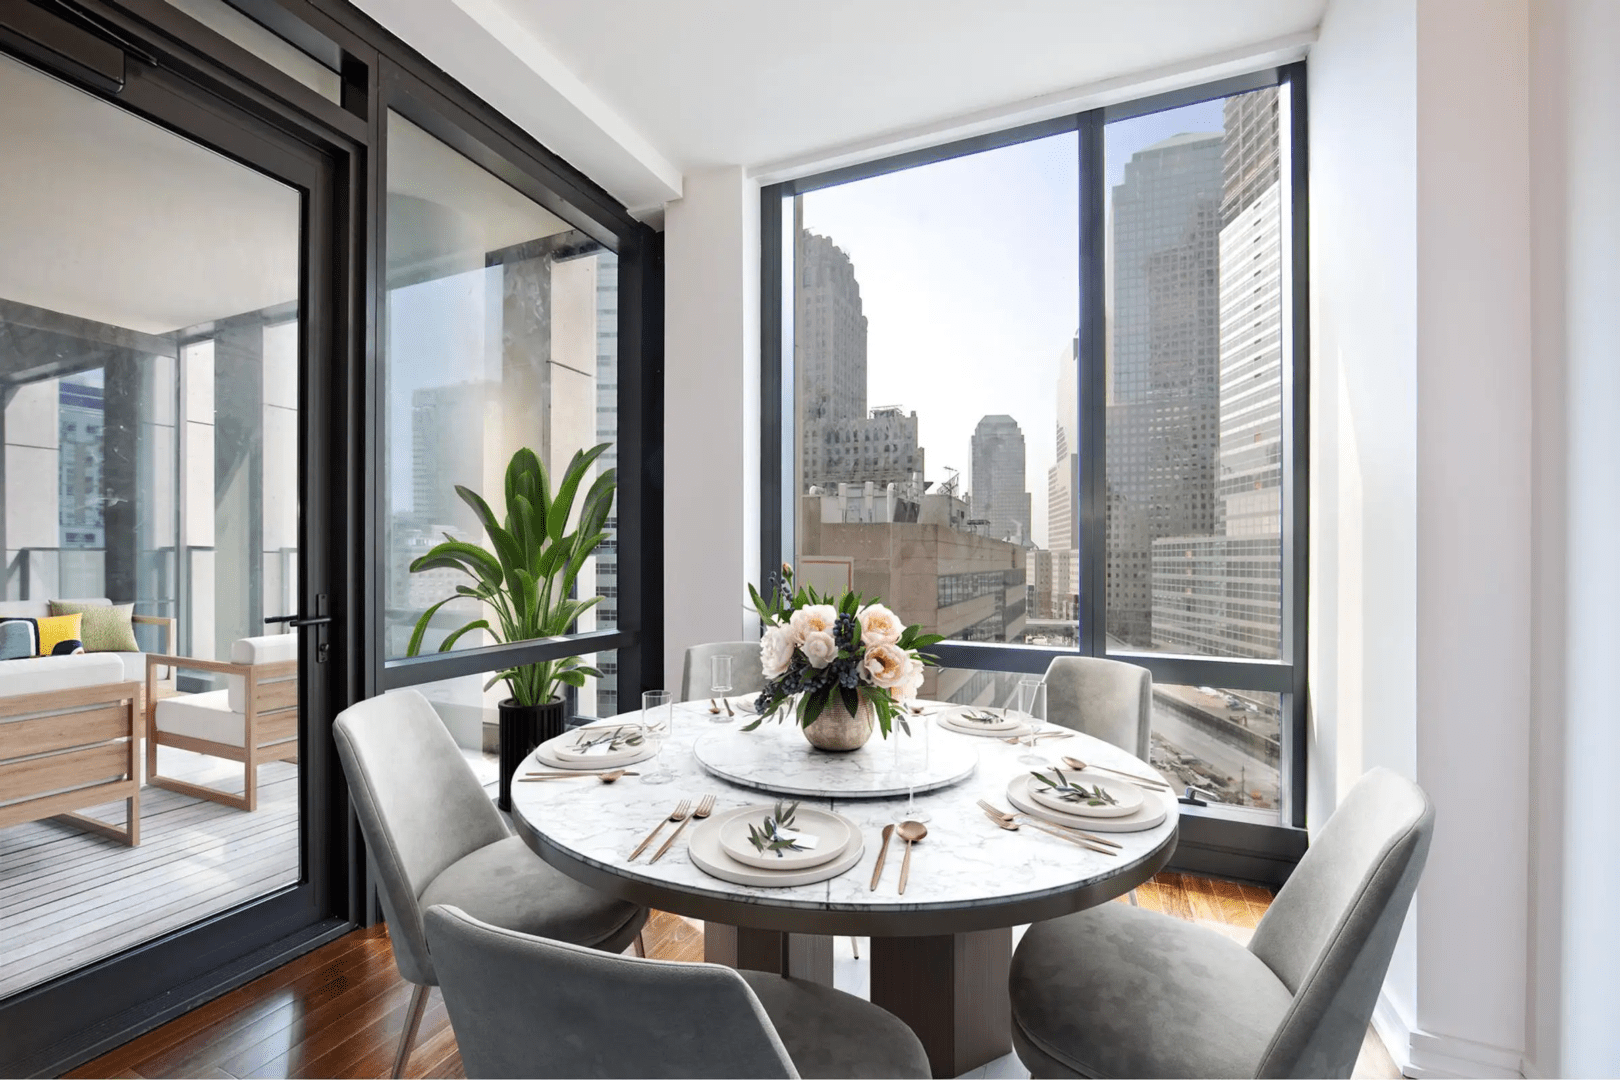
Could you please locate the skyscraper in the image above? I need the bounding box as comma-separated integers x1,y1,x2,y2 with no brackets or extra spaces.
1042,337,1080,620
410,382,486,534
970,414,1030,543
1151,88,1284,659
795,228,922,492
1105,131,1224,647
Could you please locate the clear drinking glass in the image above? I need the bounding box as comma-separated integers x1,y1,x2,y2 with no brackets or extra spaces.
709,653,733,722
1017,677,1048,766
893,718,932,823
640,690,674,785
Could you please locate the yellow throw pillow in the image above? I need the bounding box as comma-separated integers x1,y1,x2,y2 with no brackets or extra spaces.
37,612,83,657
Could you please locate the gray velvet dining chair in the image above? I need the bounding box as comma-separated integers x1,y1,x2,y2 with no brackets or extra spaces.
680,640,767,702
423,904,931,1079
333,690,648,1079
1007,766,1434,1079
1040,655,1152,760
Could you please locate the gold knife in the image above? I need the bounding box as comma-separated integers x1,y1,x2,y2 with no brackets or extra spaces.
869,823,895,890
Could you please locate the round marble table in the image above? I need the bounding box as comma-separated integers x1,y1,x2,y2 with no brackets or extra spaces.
510,700,1179,1078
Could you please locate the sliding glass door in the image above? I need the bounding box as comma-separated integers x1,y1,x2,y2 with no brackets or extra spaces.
0,16,349,1072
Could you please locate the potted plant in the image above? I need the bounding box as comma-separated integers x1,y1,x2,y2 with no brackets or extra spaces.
744,565,943,751
406,443,615,809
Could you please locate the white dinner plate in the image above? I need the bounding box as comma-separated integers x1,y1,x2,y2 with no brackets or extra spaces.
718,804,851,870
1024,769,1144,818
939,707,1024,734
533,723,656,770
688,807,865,888
1006,773,1170,833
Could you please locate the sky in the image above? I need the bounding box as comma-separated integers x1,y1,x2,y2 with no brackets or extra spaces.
797,97,1226,548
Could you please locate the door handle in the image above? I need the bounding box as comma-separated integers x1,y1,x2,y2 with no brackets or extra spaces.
266,595,331,662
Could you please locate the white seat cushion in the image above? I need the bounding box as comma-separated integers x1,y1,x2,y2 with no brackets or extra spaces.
226,634,299,712
108,652,149,682
0,653,127,698
155,689,247,746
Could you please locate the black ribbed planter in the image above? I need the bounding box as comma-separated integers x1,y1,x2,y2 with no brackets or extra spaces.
498,697,565,811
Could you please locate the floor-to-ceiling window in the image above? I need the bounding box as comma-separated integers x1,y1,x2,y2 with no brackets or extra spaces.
763,66,1307,879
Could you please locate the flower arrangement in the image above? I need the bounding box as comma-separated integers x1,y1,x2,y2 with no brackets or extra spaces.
743,565,944,739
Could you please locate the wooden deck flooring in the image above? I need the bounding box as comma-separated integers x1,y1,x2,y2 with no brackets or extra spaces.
67,871,1398,1080
0,750,300,999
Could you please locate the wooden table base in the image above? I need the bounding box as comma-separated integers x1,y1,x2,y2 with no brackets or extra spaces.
871,928,1013,1079
707,924,1012,1079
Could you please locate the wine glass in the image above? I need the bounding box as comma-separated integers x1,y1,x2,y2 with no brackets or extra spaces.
893,715,932,823
708,654,733,723
640,690,675,785
1016,677,1048,766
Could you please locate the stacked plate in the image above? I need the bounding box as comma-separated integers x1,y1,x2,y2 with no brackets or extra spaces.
532,722,656,771
1005,768,1170,833
688,804,865,886
936,706,1029,738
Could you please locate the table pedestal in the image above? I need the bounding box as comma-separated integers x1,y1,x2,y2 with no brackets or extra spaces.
704,925,834,987
707,924,1013,1079
871,929,1013,1079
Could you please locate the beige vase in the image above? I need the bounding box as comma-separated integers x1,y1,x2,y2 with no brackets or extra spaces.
802,693,876,751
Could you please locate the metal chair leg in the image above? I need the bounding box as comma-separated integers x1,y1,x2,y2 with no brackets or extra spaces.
850,936,860,958
393,982,430,1079
1127,889,1139,906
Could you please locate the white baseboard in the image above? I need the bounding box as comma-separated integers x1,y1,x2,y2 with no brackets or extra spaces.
1373,990,1525,1078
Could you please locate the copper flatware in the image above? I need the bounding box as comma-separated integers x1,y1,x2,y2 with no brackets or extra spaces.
975,798,1121,849
870,823,895,890
978,802,1118,855
651,793,715,863
630,799,689,860
1060,755,1170,791
896,820,927,895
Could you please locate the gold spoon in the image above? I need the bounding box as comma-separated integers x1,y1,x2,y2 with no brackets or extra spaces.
1060,755,1170,790
895,820,927,895
870,823,895,891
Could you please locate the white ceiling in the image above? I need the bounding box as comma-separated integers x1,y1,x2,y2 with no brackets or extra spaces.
355,0,1325,214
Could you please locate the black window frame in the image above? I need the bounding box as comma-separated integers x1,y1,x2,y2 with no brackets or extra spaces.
761,64,1309,883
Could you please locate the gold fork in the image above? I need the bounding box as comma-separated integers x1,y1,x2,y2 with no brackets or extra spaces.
976,800,1119,855
652,793,716,863
630,799,689,860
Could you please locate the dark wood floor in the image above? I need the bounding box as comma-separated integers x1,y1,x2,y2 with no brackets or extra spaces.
68,874,1262,1079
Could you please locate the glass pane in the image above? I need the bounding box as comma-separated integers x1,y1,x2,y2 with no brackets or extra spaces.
1104,87,1285,659
0,52,301,995
162,0,343,103
788,132,1079,645
383,111,618,661
1150,684,1281,810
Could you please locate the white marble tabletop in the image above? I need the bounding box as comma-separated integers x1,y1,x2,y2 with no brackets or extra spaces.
510,701,1179,933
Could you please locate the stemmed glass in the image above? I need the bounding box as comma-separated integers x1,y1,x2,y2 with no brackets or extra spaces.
708,654,733,723
893,713,932,823
1016,677,1048,766
640,690,675,785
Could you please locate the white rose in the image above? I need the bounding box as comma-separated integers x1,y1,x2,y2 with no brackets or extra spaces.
861,643,910,689
789,604,838,641
890,655,926,702
801,630,839,669
856,603,903,647
760,625,796,679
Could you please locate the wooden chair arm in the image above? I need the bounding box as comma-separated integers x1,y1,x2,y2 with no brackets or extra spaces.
144,653,251,678
132,614,176,654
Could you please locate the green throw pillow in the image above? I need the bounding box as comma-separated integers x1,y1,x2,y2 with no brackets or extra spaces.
49,601,139,653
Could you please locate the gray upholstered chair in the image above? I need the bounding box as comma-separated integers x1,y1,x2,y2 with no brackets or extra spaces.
1008,767,1434,1078
424,904,930,1079
334,690,648,1078
680,640,767,702
1040,655,1152,760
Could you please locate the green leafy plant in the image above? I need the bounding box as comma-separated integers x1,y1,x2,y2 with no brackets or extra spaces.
1031,769,1120,807
405,444,616,707
746,801,807,858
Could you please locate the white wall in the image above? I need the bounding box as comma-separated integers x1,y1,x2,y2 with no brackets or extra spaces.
1306,0,1420,1035
662,166,760,690
1526,3,1620,1076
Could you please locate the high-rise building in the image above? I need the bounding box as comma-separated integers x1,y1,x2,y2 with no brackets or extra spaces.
795,228,922,491
1151,88,1284,659
1105,131,1224,647
592,252,620,714
58,376,104,549
410,382,485,534
1040,336,1080,620
970,414,1030,543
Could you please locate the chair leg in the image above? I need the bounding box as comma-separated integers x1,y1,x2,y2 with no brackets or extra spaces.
393,982,429,1079
1127,889,1139,906
850,936,860,959
631,931,647,957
